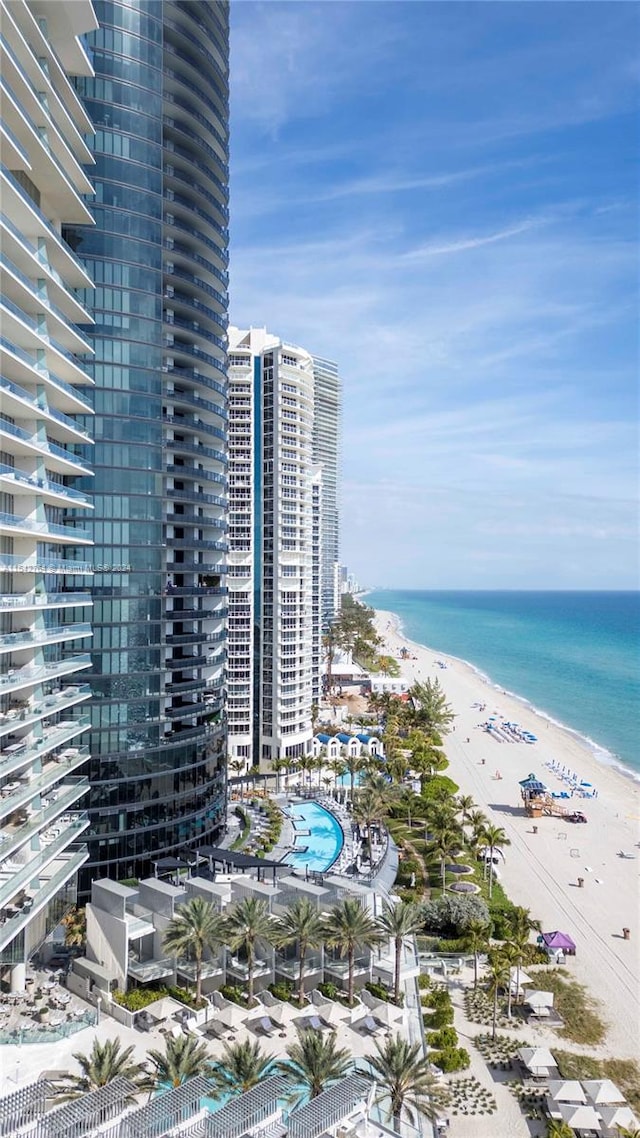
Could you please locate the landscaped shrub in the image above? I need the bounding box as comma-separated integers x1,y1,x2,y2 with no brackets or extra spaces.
268,981,293,1002
422,894,490,936
417,973,432,990
420,775,459,801
427,1026,458,1050
423,1005,454,1029
365,980,404,1006
220,984,246,1005
318,981,338,1000
431,1047,471,1073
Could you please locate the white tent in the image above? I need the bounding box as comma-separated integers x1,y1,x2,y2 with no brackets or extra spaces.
509,966,532,993
598,1104,638,1130
218,1000,246,1030
518,1046,558,1075
524,988,554,1011
558,1103,601,1131
582,1079,626,1105
548,1080,587,1104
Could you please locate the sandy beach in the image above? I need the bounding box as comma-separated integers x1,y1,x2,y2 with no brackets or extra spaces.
373,608,640,1061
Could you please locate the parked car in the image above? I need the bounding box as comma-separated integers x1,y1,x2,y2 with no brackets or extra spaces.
568,811,588,823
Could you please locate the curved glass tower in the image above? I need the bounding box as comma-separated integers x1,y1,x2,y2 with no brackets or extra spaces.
67,0,229,886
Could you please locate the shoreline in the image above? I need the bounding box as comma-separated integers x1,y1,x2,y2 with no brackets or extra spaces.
385,607,639,788
372,606,640,1061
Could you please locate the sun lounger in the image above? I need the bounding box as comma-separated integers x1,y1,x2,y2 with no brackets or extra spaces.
255,1015,277,1036
358,1015,384,1035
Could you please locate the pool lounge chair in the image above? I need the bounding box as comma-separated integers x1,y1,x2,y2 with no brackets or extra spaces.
357,1015,384,1036
255,1015,277,1036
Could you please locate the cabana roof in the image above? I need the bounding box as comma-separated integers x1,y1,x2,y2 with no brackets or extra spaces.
542,930,576,950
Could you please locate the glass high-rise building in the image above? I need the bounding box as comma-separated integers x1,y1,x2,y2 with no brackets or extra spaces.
65,0,229,886
312,356,341,626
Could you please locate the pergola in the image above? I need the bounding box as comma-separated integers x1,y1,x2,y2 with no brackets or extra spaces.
196,845,289,883
122,1077,215,1138
204,1076,288,1137
288,1073,372,1138
39,1078,137,1138
0,1079,52,1136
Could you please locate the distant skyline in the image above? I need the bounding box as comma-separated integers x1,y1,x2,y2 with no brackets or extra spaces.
229,1,638,590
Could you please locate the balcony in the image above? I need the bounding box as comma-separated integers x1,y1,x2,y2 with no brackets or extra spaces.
0,462,92,507
0,750,89,820
0,551,92,574
0,653,91,695
0,846,87,953
0,717,90,778
128,956,174,983
0,623,90,653
0,418,92,477
0,811,89,911
0,511,90,543
0,776,88,863
0,165,93,287
0,591,92,613
0,684,91,738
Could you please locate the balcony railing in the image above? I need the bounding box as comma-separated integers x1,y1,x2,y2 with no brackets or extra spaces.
0,462,91,505
0,511,90,541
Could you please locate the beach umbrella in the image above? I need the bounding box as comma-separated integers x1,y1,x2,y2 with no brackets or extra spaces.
548,1080,586,1104
582,1079,626,1105
518,1047,557,1075
558,1103,601,1131
369,1001,403,1028
598,1104,638,1129
510,966,532,992
218,1000,246,1030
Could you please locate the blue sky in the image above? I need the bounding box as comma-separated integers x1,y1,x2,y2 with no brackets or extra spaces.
229,1,639,589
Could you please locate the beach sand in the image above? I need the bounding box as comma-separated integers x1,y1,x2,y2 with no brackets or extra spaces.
373,608,640,1060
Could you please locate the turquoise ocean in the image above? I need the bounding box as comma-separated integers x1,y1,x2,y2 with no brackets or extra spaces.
365,591,640,780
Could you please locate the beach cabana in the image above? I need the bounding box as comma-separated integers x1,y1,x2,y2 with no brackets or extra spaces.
582,1080,626,1106
519,773,549,817
518,1046,558,1078
524,989,555,1014
558,1102,601,1131
598,1104,638,1131
541,930,577,957
548,1080,587,1104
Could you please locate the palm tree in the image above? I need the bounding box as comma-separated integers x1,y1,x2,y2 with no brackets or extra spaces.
486,948,510,1040
212,1039,274,1095
147,1033,215,1089
353,786,386,866
428,827,461,895
376,901,424,1005
499,941,519,1018
273,897,325,1007
329,758,347,792
162,896,226,1004
323,897,384,1006
506,906,542,1001
344,752,363,800
278,1030,351,1101
407,678,455,735
456,794,476,827
61,906,86,948
54,1038,147,1099
546,1121,576,1138
270,758,288,795
616,1128,640,1138
229,757,246,801
481,823,511,898
363,1033,448,1132
225,896,275,1003
462,919,490,989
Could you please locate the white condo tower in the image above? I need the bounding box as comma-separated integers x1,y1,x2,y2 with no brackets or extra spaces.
0,0,98,990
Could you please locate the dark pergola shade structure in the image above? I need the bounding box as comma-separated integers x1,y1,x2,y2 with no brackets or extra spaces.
205,1076,289,1138
196,845,290,882
288,1073,372,1138
122,1076,217,1138
0,1079,52,1136
39,1078,137,1138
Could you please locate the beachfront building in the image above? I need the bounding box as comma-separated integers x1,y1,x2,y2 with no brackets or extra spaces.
73,862,394,1002
227,328,316,771
0,0,98,989
312,733,384,761
311,464,323,706
64,1,230,887
312,355,341,626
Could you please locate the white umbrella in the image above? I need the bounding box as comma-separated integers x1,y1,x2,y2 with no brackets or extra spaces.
518,1046,557,1074
368,1001,403,1029
548,1080,587,1103
218,1000,246,1030
582,1079,626,1105
510,966,532,992
559,1103,601,1131
598,1104,638,1129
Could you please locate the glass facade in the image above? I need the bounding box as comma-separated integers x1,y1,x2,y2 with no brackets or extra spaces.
66,0,229,888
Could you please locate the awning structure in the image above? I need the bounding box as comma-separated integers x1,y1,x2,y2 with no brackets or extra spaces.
204,1076,288,1138
558,1102,601,1131
196,845,290,881
548,1080,586,1104
41,1078,137,1138
582,1079,626,1105
541,930,576,953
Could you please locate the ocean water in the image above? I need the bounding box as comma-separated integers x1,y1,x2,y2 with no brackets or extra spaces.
365,590,640,778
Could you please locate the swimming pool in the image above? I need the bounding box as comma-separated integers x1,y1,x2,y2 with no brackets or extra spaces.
285,801,344,873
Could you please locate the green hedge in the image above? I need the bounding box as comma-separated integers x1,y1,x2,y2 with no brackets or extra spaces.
431,1046,470,1072
427,1026,458,1050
